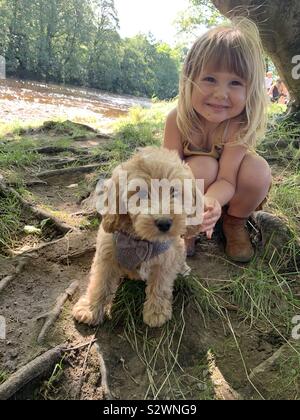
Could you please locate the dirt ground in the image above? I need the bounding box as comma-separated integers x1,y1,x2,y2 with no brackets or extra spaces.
0,123,300,400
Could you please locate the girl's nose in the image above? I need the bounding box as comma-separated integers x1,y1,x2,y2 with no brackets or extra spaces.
213,86,228,100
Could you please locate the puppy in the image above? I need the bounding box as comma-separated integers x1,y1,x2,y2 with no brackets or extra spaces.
73,147,203,328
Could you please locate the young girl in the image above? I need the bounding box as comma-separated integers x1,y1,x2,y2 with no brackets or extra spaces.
164,18,272,262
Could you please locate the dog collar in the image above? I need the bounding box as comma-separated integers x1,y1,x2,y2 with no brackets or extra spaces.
113,231,172,271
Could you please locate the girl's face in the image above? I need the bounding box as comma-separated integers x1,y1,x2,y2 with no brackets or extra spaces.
191,69,247,125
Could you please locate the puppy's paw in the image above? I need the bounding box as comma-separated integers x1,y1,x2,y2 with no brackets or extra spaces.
180,262,191,277
143,301,172,328
72,296,103,326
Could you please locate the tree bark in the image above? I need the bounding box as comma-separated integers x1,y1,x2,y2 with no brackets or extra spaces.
212,0,300,113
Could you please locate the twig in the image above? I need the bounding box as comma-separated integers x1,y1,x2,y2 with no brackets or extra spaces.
0,345,65,400
94,343,112,400
120,357,140,386
75,331,99,400
0,258,28,294
63,339,97,352
37,281,79,344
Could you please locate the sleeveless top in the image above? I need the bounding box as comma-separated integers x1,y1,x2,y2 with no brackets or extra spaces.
182,121,231,160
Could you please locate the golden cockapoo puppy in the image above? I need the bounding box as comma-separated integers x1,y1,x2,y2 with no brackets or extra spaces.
72,147,203,328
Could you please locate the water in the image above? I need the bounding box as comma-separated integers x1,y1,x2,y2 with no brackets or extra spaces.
0,79,151,129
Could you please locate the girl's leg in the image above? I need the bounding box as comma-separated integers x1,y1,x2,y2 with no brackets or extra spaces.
185,156,219,256
224,153,272,262
228,153,272,218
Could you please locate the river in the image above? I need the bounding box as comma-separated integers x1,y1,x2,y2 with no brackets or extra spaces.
0,78,151,130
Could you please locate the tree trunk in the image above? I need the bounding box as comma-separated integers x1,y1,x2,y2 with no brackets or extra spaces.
212,0,300,115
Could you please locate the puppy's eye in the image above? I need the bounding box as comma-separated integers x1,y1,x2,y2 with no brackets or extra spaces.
137,189,148,199
170,187,180,198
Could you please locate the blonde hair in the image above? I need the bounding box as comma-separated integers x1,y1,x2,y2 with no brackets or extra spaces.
177,17,268,149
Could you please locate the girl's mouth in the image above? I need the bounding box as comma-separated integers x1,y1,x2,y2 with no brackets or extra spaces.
206,103,229,110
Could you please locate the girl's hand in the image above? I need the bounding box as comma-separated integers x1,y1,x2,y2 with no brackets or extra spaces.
200,196,222,239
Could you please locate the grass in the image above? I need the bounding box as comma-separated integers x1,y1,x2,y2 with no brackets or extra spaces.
269,172,300,235
0,138,41,170
0,371,8,385
39,355,66,400
0,191,22,253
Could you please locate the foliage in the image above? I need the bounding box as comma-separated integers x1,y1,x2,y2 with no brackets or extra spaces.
0,0,181,99
175,0,225,37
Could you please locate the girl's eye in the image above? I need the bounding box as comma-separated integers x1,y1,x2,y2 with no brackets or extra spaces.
203,76,215,83
231,80,243,86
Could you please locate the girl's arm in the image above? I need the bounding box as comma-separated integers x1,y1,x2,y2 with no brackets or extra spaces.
200,143,247,237
205,143,247,206
163,108,184,160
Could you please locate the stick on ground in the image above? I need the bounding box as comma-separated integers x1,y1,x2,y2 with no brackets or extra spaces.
37,281,79,344
0,345,65,400
0,258,28,294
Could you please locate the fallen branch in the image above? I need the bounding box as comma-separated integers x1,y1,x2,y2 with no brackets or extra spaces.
0,258,28,294
37,281,79,344
0,345,65,400
36,164,102,178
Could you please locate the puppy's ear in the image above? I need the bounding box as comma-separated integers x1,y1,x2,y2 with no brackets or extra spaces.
185,174,204,238
101,213,120,233
100,164,131,234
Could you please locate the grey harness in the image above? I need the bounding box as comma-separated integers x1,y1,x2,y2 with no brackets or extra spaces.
113,231,172,271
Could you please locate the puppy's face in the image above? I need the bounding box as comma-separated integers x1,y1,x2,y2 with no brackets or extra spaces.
100,147,203,241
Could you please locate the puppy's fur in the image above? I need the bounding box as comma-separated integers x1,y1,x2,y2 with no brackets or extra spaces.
73,147,201,328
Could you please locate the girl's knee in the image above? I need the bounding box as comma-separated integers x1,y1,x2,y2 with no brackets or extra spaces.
254,156,272,187
239,154,272,189
185,156,218,185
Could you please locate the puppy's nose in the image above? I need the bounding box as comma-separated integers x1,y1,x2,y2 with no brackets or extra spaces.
155,218,173,232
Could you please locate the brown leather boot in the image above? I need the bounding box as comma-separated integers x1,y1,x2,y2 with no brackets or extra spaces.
185,236,196,257
222,214,254,263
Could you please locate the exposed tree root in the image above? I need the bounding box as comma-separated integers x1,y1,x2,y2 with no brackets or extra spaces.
36,281,79,344
253,211,299,250
57,246,96,264
0,345,65,400
94,343,112,400
249,341,300,380
9,180,48,187
75,332,99,400
0,257,28,294
10,236,70,257
36,164,103,178
32,146,91,156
